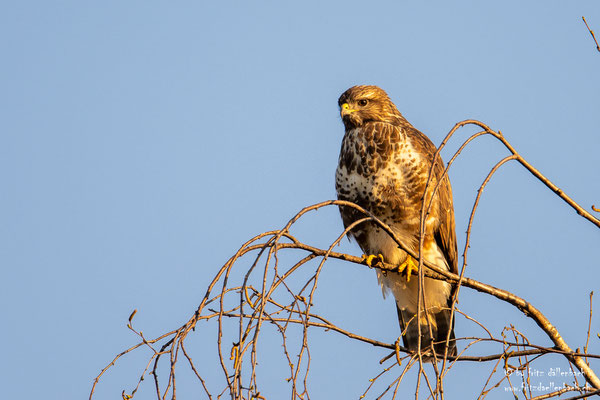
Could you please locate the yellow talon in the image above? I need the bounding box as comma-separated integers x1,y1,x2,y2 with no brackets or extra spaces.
398,255,418,282
362,253,385,268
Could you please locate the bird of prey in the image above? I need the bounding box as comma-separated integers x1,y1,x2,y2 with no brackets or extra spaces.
335,85,458,358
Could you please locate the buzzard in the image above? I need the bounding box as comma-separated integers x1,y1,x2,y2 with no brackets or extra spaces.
335,85,458,358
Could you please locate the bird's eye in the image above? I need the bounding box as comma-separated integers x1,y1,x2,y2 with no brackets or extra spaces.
358,99,368,106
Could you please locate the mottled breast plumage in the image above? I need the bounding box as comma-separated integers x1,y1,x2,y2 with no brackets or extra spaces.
336,120,433,235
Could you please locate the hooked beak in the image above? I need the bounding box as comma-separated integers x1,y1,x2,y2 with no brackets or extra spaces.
340,102,356,117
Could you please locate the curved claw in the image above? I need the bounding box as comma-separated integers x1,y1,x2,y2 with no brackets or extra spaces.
398,256,418,282
362,253,385,268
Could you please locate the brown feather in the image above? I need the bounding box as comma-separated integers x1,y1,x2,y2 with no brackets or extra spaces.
335,85,458,358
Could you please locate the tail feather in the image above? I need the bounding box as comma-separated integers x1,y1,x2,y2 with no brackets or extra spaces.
396,305,456,360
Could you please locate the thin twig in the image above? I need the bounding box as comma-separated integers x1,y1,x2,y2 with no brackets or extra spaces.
582,16,600,53
562,388,600,400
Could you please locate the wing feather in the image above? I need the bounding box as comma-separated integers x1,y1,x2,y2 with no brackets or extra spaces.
404,124,458,276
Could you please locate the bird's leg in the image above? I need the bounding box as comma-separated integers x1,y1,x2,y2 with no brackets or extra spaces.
397,255,418,282
361,253,385,268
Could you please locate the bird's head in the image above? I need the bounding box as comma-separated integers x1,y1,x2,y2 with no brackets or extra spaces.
338,85,404,130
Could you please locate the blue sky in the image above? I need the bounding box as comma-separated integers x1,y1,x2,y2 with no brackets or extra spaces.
1,1,599,399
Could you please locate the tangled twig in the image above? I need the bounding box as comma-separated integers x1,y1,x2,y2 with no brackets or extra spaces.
90,120,600,400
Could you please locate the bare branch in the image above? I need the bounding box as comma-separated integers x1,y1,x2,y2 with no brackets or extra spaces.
90,120,600,400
